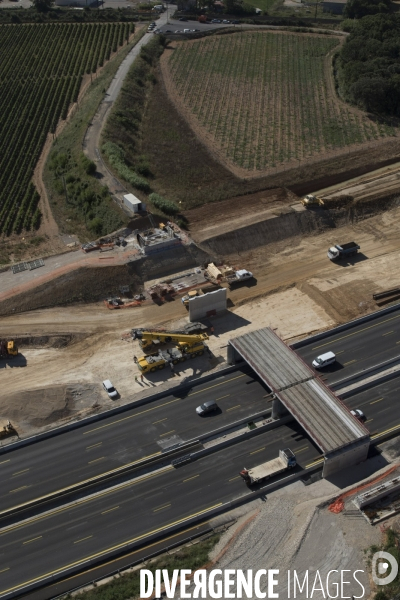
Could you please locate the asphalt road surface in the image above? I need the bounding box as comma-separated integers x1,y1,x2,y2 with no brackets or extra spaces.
0,423,321,597
0,367,271,512
296,306,400,385
344,373,400,439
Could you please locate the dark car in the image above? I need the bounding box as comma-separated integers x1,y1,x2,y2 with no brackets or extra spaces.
231,19,240,23
179,17,188,21
196,400,219,415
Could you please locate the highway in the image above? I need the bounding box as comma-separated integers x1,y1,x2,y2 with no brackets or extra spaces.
296,306,400,385
343,373,400,439
0,367,271,512
0,424,321,597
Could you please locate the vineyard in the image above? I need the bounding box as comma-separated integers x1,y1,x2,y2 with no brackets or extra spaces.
166,32,397,173
0,22,132,235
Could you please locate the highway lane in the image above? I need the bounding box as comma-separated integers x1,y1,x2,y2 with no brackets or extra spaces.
296,306,400,385
0,367,271,511
343,374,400,439
0,424,321,596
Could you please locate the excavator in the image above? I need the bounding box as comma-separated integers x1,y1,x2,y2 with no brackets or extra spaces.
0,340,18,358
131,329,209,351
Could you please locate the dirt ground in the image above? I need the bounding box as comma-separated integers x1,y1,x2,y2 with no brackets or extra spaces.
3,202,400,438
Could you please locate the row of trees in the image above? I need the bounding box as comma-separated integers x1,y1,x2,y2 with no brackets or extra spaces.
338,14,400,116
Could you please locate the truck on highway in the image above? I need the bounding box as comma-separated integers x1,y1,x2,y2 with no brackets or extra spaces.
327,242,360,261
240,449,296,485
225,269,253,288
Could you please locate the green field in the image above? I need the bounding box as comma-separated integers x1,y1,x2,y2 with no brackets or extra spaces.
0,22,131,235
167,32,396,172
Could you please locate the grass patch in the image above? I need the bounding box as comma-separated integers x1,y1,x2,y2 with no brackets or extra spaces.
43,27,146,241
69,533,220,600
367,528,400,600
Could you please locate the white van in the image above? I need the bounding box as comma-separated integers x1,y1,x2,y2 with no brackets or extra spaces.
312,351,336,369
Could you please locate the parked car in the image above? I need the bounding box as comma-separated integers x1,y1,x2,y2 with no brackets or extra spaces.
196,400,219,415
222,19,230,23
211,18,221,22
183,28,191,32
312,351,336,369
351,409,366,423
231,19,240,23
179,17,188,21
102,380,118,400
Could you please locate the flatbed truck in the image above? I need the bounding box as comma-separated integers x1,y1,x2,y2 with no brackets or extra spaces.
240,449,296,485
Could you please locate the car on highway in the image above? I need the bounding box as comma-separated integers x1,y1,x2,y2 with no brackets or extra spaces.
196,400,219,415
312,351,336,369
351,409,366,423
102,380,118,400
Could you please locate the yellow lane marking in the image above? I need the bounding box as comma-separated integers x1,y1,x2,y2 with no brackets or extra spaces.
295,446,309,454
371,423,400,439
88,457,105,464
84,374,246,435
101,506,119,515
370,397,384,404
227,405,241,412
74,536,93,544
0,460,10,465
40,522,211,589
312,313,400,350
343,360,356,366
0,467,173,537
215,395,230,401
9,486,28,494
183,475,199,483
382,331,394,336
0,569,9,574
305,457,324,468
0,451,162,518
160,430,175,438
153,504,171,512
152,418,167,425
0,505,222,596
12,469,29,476
86,443,102,450
229,476,240,482
335,351,344,355
23,536,42,545
365,419,373,424
250,447,265,455
396,341,400,344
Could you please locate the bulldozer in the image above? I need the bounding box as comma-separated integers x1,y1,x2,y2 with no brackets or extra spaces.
138,340,207,373
131,329,209,352
0,340,18,358
301,194,325,207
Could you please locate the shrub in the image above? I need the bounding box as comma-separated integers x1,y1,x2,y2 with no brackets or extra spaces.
149,192,179,216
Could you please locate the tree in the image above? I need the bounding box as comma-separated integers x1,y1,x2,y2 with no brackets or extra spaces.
32,0,53,11
344,0,390,19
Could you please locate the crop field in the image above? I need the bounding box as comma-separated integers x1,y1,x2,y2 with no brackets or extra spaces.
166,32,397,173
0,22,131,235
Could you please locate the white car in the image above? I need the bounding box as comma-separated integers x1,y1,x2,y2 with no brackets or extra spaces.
102,380,118,400
351,409,366,423
312,351,336,369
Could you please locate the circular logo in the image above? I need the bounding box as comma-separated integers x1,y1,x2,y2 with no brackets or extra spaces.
372,551,398,586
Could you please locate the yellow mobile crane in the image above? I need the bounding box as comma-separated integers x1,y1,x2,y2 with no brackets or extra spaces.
131,329,209,351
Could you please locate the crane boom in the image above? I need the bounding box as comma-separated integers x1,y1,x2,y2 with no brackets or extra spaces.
132,330,209,350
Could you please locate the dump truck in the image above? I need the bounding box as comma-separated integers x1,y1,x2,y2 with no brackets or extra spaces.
138,341,207,373
225,270,253,287
0,340,18,358
132,329,209,351
327,242,360,261
240,449,296,485
301,194,325,207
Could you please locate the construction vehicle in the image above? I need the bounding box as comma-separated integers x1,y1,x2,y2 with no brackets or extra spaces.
327,242,360,261
0,340,18,358
132,329,209,351
240,449,296,486
138,340,207,373
181,289,204,306
225,270,253,288
0,420,16,440
301,194,325,207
